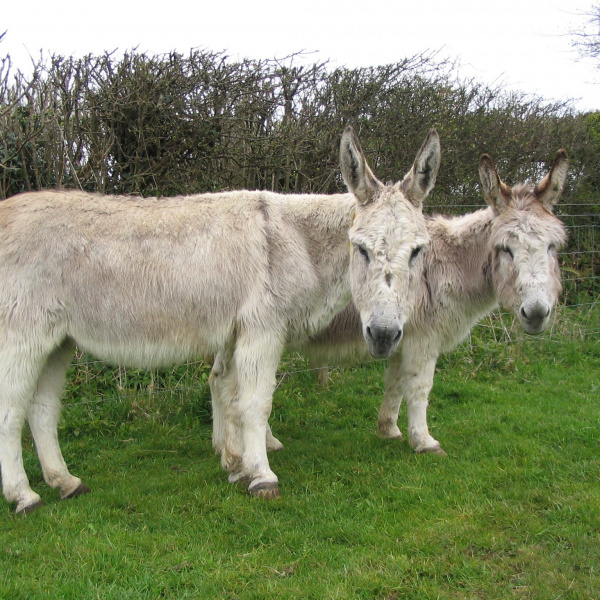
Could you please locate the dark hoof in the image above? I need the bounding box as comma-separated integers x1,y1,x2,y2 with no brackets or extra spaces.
16,500,43,515
248,481,280,500
62,483,91,500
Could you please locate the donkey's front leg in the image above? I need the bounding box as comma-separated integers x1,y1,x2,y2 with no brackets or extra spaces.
403,356,446,455
378,351,406,440
378,351,446,455
226,330,283,498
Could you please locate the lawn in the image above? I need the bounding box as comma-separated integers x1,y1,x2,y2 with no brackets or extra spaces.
1,329,599,600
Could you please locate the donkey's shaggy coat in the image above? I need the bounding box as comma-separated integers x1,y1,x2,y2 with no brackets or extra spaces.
284,150,568,455
0,127,440,513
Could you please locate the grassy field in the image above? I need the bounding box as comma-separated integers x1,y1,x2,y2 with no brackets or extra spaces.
1,322,599,599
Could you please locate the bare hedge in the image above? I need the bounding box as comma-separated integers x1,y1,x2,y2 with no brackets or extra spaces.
0,48,597,203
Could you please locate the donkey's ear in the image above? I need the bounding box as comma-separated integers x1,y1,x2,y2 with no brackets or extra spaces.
534,149,568,213
479,154,512,214
401,129,441,208
340,126,382,205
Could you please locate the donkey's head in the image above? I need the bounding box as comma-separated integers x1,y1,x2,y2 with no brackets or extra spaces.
479,150,568,335
340,126,440,358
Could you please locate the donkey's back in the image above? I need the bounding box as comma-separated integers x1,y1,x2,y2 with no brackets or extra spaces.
0,189,352,367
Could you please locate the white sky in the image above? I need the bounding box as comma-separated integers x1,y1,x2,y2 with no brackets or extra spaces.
2,0,599,112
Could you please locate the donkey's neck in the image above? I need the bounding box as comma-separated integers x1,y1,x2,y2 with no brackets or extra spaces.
425,206,497,317
281,192,356,341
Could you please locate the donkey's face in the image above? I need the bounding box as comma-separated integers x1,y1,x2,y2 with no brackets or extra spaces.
340,127,440,358
480,151,568,335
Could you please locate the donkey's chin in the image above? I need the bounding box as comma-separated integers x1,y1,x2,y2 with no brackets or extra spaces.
519,317,550,336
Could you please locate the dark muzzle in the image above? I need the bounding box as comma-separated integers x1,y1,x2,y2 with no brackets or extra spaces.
365,322,403,358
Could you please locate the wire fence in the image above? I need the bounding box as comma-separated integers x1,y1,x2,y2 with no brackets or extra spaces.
61,200,598,413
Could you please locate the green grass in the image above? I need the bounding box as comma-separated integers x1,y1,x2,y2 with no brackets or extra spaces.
1,333,599,600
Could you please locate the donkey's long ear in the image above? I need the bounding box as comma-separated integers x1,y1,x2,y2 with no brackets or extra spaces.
340,126,382,205
479,154,512,214
400,129,441,208
534,149,568,213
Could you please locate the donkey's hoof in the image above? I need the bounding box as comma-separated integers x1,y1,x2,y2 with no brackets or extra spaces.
248,481,280,500
416,444,447,457
16,500,43,515
62,483,91,500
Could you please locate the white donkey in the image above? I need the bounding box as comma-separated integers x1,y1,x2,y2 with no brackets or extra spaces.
0,126,440,513
281,149,568,456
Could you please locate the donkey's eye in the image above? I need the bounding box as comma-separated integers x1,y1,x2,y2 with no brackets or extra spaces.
501,246,514,259
410,245,424,264
356,245,370,263
548,243,556,253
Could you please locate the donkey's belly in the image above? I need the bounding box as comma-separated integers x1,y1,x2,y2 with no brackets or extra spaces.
69,322,230,369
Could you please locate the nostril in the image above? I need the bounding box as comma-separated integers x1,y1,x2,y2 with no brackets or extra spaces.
393,329,402,344
520,306,528,320
366,326,373,341
544,307,550,318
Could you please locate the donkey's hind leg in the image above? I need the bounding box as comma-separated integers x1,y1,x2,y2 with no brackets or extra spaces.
210,345,243,475
28,339,89,502
0,347,53,514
